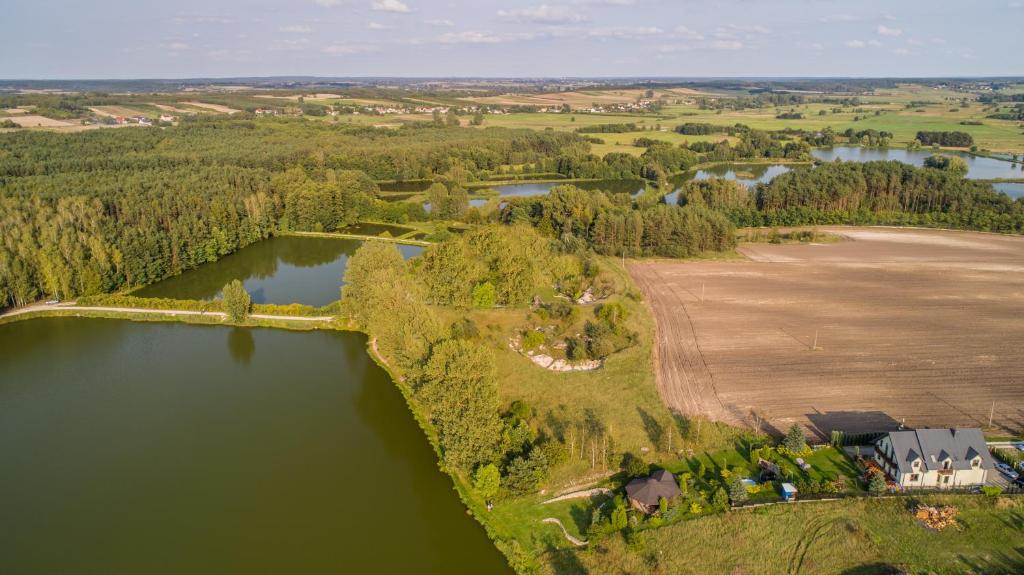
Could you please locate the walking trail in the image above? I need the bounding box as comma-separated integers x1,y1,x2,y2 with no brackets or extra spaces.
1,303,333,323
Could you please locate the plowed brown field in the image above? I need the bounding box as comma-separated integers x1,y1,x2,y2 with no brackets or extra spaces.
629,227,1024,438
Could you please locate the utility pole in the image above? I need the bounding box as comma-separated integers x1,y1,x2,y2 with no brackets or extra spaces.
989,401,995,429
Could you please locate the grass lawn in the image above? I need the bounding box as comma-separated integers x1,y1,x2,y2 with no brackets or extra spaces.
568,494,1024,574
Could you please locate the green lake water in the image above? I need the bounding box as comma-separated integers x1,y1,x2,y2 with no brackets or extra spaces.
133,236,423,307
0,317,510,573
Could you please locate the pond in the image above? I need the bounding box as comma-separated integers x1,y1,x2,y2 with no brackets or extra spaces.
993,182,1024,199
0,317,510,574
485,179,646,198
810,147,1024,180
662,163,792,204
134,236,423,307
337,222,415,237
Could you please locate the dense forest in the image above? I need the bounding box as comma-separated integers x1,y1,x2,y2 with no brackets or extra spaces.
0,118,583,309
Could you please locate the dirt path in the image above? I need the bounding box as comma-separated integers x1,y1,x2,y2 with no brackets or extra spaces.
1,303,333,323
541,487,611,504
541,518,588,547
628,263,738,425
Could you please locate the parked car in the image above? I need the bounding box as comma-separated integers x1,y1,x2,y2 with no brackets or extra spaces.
995,462,1020,481
1014,476,1024,488
45,299,60,305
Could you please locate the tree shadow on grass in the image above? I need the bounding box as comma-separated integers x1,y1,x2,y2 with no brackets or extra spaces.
636,407,664,449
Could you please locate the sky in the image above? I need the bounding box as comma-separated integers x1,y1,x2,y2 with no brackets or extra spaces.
3,0,1022,79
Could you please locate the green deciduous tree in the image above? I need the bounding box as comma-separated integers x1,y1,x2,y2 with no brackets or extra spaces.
222,279,251,322
472,282,497,308
473,463,501,503
416,339,503,470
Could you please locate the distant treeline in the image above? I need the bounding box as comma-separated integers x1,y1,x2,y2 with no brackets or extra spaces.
575,123,638,134
677,160,1024,233
915,131,974,147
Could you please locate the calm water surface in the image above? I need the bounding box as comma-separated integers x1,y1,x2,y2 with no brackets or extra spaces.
993,182,1024,199
0,318,510,574
135,236,423,306
489,179,645,198
811,147,1024,180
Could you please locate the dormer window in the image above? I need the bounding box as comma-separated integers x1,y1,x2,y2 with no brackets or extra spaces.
971,458,979,468
912,459,919,468
943,460,951,470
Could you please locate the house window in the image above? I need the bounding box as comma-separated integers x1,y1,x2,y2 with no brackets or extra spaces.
909,473,919,482
943,460,951,470
912,460,919,468
943,475,951,485
971,458,979,468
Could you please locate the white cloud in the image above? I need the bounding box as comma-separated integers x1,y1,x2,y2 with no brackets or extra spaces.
710,39,743,50
437,31,503,44
425,18,454,26
322,43,378,54
893,48,910,56
674,25,704,40
588,26,662,39
367,22,392,30
312,0,341,6
907,38,924,46
274,38,311,50
497,5,587,23
877,25,902,37
868,39,882,47
657,43,691,53
281,24,312,33
819,14,857,23
371,0,410,13
166,42,191,51
845,39,866,48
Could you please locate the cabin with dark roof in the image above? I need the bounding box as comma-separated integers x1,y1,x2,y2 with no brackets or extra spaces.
624,469,681,513
874,428,992,488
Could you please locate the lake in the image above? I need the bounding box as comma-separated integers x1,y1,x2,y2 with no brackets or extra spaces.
993,182,1024,199
0,318,509,574
811,147,1024,180
134,236,423,307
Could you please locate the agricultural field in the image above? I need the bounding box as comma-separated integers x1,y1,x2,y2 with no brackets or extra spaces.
629,227,1024,438
466,87,706,108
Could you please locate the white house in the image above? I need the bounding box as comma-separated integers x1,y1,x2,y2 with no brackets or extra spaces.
874,428,992,488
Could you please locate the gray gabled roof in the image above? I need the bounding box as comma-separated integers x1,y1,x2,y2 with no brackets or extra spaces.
625,469,681,506
879,428,993,474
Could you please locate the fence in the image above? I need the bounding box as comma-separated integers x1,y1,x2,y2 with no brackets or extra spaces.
732,484,1023,509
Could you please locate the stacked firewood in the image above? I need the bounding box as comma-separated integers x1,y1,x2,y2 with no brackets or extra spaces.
914,505,959,530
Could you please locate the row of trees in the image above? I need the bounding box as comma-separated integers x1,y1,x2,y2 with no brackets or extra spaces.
682,160,1024,233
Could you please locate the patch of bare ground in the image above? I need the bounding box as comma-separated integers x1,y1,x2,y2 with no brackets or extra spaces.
629,227,1024,438
182,101,240,114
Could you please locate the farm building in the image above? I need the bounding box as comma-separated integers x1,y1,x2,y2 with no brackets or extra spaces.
874,428,992,488
625,469,680,513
